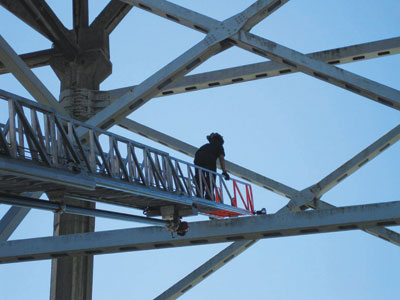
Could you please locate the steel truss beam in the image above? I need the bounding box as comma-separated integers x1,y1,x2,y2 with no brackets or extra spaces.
76,0,288,137
121,0,400,111
0,200,399,264
0,35,68,115
310,124,400,199
107,37,400,100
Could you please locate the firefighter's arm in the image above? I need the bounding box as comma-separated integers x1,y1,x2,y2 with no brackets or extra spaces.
219,155,230,180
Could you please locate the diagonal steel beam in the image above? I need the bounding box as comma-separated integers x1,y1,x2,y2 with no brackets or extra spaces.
76,0,288,138
22,0,78,56
0,206,30,241
125,0,400,111
119,118,298,198
154,240,256,300
0,0,50,39
90,0,133,35
1,200,399,264
311,124,400,199
237,31,400,110
19,0,79,57
107,37,400,100
0,192,42,241
0,35,68,116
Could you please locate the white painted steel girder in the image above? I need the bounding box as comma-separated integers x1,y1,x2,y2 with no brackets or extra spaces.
0,35,68,116
77,0,287,136
0,200,399,264
237,31,400,110
108,37,400,100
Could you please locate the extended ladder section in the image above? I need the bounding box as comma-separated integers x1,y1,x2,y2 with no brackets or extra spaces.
0,90,254,220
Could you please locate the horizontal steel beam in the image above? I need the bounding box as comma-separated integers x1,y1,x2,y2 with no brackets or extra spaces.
1,200,399,264
108,37,400,100
0,48,56,75
313,200,400,246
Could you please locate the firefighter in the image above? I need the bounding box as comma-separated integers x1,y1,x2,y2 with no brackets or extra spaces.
194,133,230,200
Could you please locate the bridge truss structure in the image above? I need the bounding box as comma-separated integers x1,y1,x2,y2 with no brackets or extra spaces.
0,1,399,299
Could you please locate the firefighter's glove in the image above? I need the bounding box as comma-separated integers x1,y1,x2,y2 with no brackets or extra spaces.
222,171,230,180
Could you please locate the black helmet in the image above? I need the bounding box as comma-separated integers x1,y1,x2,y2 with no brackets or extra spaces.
207,132,224,145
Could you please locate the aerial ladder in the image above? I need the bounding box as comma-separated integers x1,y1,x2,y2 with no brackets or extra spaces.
0,89,259,235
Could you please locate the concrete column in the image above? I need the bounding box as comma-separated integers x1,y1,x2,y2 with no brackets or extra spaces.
48,191,95,300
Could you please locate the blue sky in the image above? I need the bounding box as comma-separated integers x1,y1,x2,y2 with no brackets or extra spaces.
0,1,399,299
